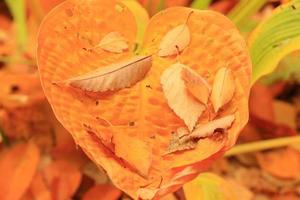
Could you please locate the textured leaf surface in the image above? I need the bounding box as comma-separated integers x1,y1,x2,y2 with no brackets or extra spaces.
248,0,300,83
37,3,251,198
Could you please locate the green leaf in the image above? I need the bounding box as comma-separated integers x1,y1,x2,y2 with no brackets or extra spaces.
262,52,300,84
249,0,300,84
156,0,165,13
191,0,212,10
228,0,267,29
5,0,28,53
121,0,149,53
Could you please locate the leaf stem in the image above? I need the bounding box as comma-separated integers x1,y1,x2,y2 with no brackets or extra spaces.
225,136,300,156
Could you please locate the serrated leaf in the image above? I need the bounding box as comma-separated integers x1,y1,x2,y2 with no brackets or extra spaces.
158,24,190,57
161,63,206,131
182,67,211,105
97,32,128,53
167,115,235,153
65,55,152,92
248,0,300,83
211,67,235,112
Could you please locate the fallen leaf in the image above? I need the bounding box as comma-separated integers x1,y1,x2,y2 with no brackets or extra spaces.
65,55,152,92
211,67,235,112
97,32,128,53
191,115,235,138
82,184,122,200
257,147,300,179
167,115,234,153
158,24,190,57
161,63,206,131
167,127,198,153
182,66,211,105
43,160,82,200
0,142,40,200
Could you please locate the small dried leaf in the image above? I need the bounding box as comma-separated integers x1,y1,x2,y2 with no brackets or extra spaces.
211,67,235,112
182,67,211,105
158,24,190,57
161,63,205,131
167,115,235,153
97,32,129,53
190,115,235,138
167,128,197,153
65,55,152,92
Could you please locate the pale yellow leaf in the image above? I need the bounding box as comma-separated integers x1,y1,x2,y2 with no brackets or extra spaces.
161,63,205,131
211,67,235,112
158,24,190,57
97,32,128,53
65,55,152,92
182,67,211,105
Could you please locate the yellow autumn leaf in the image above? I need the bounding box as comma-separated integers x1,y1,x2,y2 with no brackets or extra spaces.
64,55,152,92
211,67,235,112
97,32,129,53
161,63,206,131
158,24,190,57
182,66,211,105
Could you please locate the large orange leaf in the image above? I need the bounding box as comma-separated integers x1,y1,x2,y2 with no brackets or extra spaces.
37,0,251,198
0,142,40,200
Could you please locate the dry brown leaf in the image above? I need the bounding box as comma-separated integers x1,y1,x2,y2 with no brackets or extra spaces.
65,55,152,92
158,24,190,57
211,67,235,112
181,66,211,105
97,32,128,53
191,115,235,138
167,115,235,153
161,63,206,131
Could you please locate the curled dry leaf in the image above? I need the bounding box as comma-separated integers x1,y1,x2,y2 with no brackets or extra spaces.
97,32,129,53
191,115,235,138
158,24,190,57
211,67,235,112
65,55,152,92
161,63,206,131
167,115,235,153
181,67,211,105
